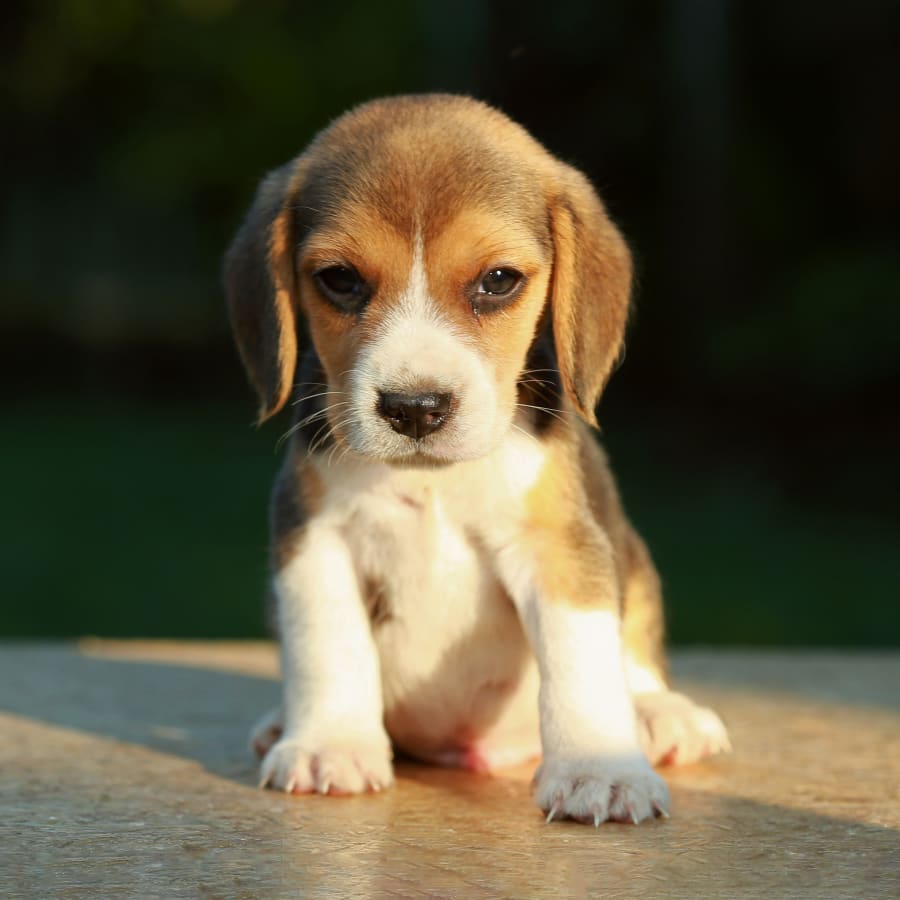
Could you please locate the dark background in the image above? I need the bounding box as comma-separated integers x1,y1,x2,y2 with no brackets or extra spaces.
3,0,898,644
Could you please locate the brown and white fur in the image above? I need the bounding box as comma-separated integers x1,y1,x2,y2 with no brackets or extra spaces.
225,94,729,825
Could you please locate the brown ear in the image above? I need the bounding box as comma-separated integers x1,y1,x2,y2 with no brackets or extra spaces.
548,164,633,427
224,162,301,424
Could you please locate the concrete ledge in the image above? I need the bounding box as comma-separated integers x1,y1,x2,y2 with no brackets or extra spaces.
1,642,898,898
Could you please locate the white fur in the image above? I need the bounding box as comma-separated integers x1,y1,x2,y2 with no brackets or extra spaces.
495,566,671,823
625,658,668,695
259,524,393,794
624,660,731,767
634,690,731,766
518,606,641,755
345,235,507,462
255,428,552,783
311,428,546,760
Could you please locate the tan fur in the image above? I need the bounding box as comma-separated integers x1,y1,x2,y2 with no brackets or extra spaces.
547,170,632,426
519,426,618,609
425,206,553,400
620,529,669,686
224,164,305,423
577,434,669,684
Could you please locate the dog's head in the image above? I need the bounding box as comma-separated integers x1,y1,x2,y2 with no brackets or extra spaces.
225,95,632,465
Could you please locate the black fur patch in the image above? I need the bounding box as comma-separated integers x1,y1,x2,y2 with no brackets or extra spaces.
517,328,563,435
363,576,393,626
290,347,336,453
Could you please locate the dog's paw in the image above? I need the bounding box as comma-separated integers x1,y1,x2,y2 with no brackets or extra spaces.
250,706,284,759
634,690,731,766
534,754,670,825
259,734,394,795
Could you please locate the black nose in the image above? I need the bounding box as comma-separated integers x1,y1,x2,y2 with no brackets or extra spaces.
378,391,453,439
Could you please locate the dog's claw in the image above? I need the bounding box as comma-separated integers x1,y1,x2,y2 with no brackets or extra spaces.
593,811,601,828
629,807,639,825
653,801,670,819
320,779,331,795
546,803,560,824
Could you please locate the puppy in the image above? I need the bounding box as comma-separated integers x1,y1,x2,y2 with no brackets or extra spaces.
225,94,729,825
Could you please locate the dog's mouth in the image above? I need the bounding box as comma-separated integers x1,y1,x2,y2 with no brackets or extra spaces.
345,426,477,468
381,449,459,469
329,407,503,469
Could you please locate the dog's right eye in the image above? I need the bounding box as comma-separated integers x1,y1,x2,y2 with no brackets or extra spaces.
314,265,371,313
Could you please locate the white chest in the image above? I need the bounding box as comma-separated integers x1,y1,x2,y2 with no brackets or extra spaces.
310,432,546,753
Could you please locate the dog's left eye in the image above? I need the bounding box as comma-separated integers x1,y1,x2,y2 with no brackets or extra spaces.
314,265,371,313
478,268,522,297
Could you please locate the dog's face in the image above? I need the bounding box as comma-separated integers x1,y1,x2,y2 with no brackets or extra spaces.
226,95,633,464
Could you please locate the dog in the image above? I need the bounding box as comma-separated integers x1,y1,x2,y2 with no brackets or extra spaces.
224,94,729,825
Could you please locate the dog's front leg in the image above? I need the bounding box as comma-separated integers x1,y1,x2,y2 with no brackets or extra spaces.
497,528,670,824
259,524,393,795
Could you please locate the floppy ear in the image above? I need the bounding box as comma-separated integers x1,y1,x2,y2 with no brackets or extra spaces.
548,163,633,427
224,162,301,424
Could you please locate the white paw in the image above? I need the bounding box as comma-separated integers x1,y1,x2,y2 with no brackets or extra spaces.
634,690,731,766
534,754,671,825
259,733,394,795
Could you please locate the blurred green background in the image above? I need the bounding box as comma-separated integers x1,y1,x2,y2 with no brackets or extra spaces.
3,1,898,644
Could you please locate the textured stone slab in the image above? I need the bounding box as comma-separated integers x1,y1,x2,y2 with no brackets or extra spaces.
1,642,898,898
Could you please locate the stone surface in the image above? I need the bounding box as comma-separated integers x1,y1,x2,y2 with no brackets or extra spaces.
1,641,898,898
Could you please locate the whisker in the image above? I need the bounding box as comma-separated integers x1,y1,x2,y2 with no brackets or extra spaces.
518,376,558,396
308,410,358,459
518,368,560,377
306,422,334,457
516,402,570,425
296,401,349,428
291,390,345,407
277,400,350,452
287,409,340,443
518,374,559,387
276,422,306,452
326,441,347,468
295,409,333,429
510,422,541,448
333,443,355,467
517,401,570,419
290,381,331,394
318,416,357,464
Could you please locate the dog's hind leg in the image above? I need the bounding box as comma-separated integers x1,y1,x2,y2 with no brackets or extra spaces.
250,706,283,758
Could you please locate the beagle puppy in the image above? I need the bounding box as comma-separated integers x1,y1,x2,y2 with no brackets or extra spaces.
225,94,729,825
